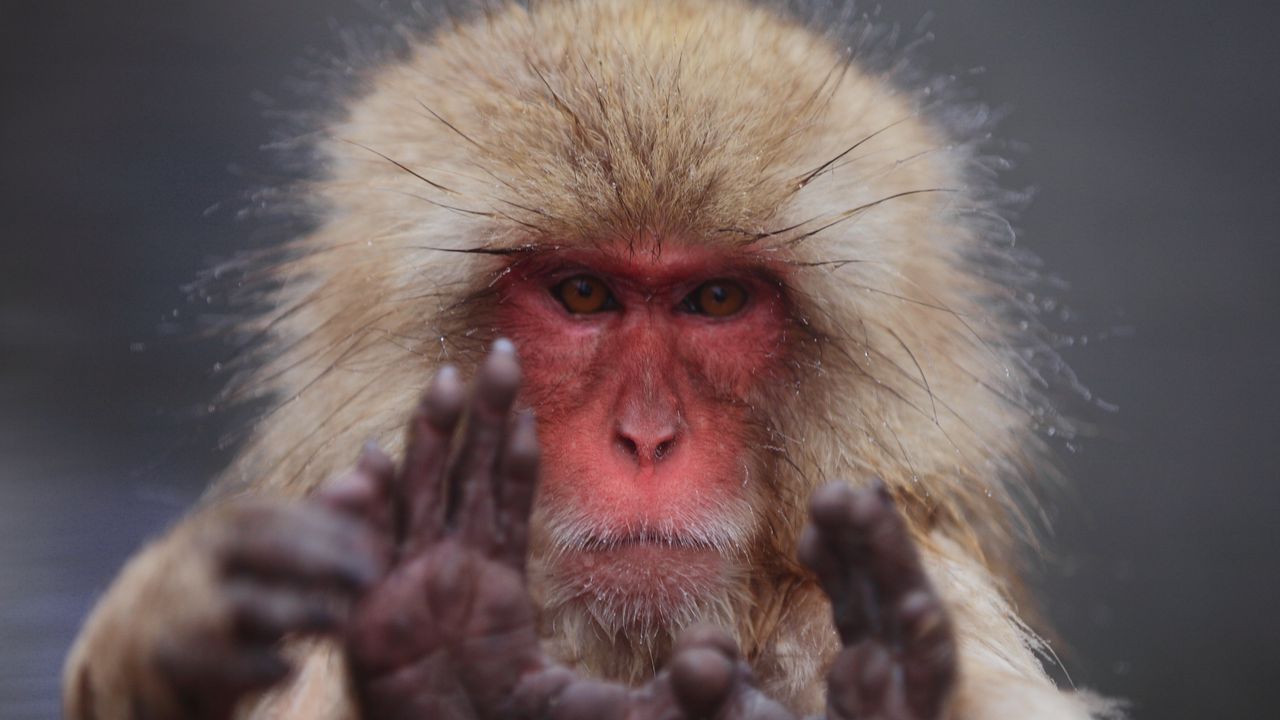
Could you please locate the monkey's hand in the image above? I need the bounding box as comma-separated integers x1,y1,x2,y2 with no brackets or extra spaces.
798,482,958,720
62,492,384,720
339,343,796,720
337,342,544,719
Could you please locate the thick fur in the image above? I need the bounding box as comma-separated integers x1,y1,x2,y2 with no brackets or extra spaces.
65,1,1119,718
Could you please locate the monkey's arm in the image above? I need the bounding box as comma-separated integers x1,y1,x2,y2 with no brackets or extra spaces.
922,539,1120,720
62,497,384,720
61,345,787,720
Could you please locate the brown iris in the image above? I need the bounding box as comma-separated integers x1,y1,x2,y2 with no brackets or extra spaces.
555,275,614,314
686,280,748,317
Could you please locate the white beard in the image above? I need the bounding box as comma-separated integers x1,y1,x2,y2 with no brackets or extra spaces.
533,556,747,683
528,495,759,683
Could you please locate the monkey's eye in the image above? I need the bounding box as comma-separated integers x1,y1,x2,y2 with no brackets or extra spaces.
554,275,617,314
681,280,748,317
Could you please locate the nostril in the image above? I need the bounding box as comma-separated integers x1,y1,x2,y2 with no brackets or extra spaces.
614,417,680,465
616,435,639,458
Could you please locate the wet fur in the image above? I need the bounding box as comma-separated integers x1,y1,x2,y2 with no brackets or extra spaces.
66,1,1120,718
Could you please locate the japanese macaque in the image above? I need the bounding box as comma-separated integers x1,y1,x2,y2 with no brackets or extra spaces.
62,0,1118,718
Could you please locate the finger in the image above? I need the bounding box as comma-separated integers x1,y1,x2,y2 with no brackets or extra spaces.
724,690,798,720
854,643,893,711
496,409,540,571
797,523,853,610
451,338,521,549
226,580,347,644
548,679,629,720
508,666,577,719
315,443,396,540
859,481,928,606
672,624,740,661
669,647,736,719
805,483,877,643
825,642,891,720
220,505,381,592
664,625,748,719
156,639,292,703
668,627,799,720
400,365,466,555
898,591,957,718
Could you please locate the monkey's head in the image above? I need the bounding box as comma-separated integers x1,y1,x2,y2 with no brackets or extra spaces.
224,0,1056,684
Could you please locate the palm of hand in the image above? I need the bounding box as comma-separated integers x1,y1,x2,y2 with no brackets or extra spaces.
320,351,545,720
349,543,542,720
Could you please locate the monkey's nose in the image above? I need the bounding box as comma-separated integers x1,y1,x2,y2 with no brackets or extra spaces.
613,419,680,466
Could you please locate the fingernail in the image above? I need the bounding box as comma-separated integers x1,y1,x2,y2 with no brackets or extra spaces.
357,441,392,474
429,365,463,402
421,365,465,425
435,364,460,385
480,346,521,409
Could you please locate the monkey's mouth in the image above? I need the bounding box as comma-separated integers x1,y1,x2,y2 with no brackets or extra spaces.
542,502,752,561
547,519,747,558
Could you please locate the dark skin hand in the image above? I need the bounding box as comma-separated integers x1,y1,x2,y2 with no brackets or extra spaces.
798,483,958,720
158,342,954,720
153,498,384,718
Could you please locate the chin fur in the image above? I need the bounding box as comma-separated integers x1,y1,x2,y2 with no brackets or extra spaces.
531,548,749,684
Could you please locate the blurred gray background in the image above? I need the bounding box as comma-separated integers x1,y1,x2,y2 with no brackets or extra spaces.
2,1,1277,718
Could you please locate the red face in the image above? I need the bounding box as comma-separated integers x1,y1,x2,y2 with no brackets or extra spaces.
495,242,791,621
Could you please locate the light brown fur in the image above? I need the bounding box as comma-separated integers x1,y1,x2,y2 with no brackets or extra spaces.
65,1,1118,718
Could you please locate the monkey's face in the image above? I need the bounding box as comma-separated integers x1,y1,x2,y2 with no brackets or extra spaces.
494,240,792,628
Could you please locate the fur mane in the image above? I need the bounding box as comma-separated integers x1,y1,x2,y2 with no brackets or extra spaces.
209,0,1070,697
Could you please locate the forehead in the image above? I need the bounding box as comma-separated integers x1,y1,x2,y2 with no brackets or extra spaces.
378,2,847,248
518,238,788,285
